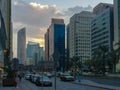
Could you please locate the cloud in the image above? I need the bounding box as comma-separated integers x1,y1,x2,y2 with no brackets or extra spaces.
64,5,93,16
12,0,92,57
12,0,65,57
12,0,64,39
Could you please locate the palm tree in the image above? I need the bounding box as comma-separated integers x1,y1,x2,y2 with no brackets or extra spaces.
69,56,81,78
115,41,120,62
108,49,119,73
69,56,80,69
92,45,109,75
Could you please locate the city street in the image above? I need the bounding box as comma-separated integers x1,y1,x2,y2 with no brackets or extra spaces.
0,77,104,90
82,76,120,87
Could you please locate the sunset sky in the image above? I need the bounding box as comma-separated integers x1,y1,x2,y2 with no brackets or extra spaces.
12,0,113,57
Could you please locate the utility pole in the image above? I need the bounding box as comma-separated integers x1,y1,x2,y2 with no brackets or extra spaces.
41,58,44,90
54,61,57,90
53,50,60,90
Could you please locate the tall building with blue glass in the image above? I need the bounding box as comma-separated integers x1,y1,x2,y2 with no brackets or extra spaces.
46,18,65,71
27,41,39,58
91,3,114,57
26,41,40,65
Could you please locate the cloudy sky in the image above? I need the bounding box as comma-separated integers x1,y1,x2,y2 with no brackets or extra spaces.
12,0,113,57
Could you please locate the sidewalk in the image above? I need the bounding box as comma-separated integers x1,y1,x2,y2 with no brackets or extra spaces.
72,79,120,90
83,72,120,78
107,74,120,78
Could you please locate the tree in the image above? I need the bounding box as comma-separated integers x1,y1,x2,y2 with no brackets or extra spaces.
69,56,81,69
115,41,120,63
92,45,109,75
69,56,82,78
83,59,96,72
107,49,119,73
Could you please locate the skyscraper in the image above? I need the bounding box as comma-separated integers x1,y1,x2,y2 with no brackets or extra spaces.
91,3,114,57
26,41,40,65
17,28,26,65
114,0,120,68
114,0,120,48
45,18,65,71
45,30,49,61
68,11,94,61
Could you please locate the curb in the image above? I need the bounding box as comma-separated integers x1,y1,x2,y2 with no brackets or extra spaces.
83,74,120,79
71,81,117,90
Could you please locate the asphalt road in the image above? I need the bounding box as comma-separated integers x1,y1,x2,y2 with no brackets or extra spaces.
0,77,104,90
82,76,120,87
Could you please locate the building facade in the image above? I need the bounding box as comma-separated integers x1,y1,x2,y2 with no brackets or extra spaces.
39,47,44,62
26,41,44,66
114,0,120,68
27,41,39,65
66,24,70,70
46,18,65,71
12,58,19,71
45,30,49,61
114,0,120,48
0,11,6,67
93,3,113,15
33,47,44,65
91,3,114,57
17,28,26,65
68,11,94,61
0,0,12,68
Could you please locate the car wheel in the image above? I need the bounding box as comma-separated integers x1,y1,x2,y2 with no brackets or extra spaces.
50,83,52,87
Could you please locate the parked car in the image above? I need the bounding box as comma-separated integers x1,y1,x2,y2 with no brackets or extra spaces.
25,74,31,80
29,74,34,82
60,73,75,81
45,72,52,78
32,74,41,83
57,72,63,77
35,76,52,86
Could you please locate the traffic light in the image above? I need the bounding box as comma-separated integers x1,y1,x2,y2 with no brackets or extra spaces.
4,49,8,55
4,49,9,66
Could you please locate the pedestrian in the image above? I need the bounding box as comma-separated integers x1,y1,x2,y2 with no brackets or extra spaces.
78,71,81,82
18,74,22,81
13,78,17,88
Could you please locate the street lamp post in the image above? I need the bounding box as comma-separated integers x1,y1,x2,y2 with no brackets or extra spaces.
53,50,60,90
54,61,57,90
41,59,44,90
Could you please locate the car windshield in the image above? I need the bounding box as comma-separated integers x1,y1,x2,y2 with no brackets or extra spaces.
64,73,71,76
40,76,49,80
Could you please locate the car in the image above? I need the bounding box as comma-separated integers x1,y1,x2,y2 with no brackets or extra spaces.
35,76,52,86
57,72,63,77
25,74,31,80
29,74,34,82
32,74,41,83
60,73,75,81
45,72,52,78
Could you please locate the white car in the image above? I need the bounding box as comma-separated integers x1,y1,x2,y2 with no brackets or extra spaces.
46,72,52,78
25,74,31,80
35,76,52,86
60,73,75,81
33,74,40,83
